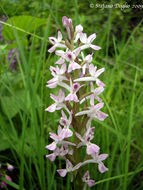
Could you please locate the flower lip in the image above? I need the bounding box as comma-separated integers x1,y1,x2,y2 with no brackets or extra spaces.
73,83,80,91
50,38,56,43
86,136,90,142
75,24,83,33
67,53,72,60
61,119,67,126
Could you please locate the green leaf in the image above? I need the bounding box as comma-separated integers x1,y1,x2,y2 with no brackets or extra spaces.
0,44,9,55
2,15,47,41
1,89,42,119
1,88,27,118
1,95,21,118
0,135,10,151
0,72,22,96
0,44,7,50
6,40,28,50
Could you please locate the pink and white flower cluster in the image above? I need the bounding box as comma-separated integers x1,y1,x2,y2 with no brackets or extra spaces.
0,163,14,189
45,16,108,188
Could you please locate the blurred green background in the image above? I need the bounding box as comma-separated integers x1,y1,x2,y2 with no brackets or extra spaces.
0,0,143,189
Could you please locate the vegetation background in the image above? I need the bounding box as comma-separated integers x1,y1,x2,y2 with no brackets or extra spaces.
0,0,143,189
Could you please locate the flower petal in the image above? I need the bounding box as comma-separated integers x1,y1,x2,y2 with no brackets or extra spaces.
86,143,100,155
47,77,57,84
45,142,57,150
48,45,56,53
65,94,79,102
74,48,81,57
62,128,73,138
66,159,73,169
49,132,59,140
49,37,57,44
75,24,83,33
57,169,67,177
98,154,109,161
90,94,95,106
87,180,95,187
96,79,106,87
87,33,96,43
90,44,101,50
85,53,93,63
61,63,67,74
95,68,105,78
89,64,96,76
95,87,104,95
96,111,108,121
74,76,95,82
98,163,109,173
80,33,87,43
94,102,104,110
50,93,58,102
75,110,90,116
83,171,90,179
57,30,62,41
68,62,81,73
55,50,65,57
55,57,65,65
46,83,57,88
46,153,56,161
45,104,56,112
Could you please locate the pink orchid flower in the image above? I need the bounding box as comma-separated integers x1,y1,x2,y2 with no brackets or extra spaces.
65,79,82,102
7,164,14,171
76,95,108,122
46,145,73,162
0,175,12,189
55,48,81,73
79,32,101,51
46,64,70,90
46,16,109,186
82,171,95,187
60,110,72,127
75,126,100,155
57,159,82,177
80,82,104,104
48,30,66,53
74,24,83,43
60,110,73,135
74,64,105,87
45,89,66,112
80,52,93,75
83,153,109,173
45,126,75,151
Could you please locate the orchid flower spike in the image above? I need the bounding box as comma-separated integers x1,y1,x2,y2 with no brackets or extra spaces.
45,16,109,188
